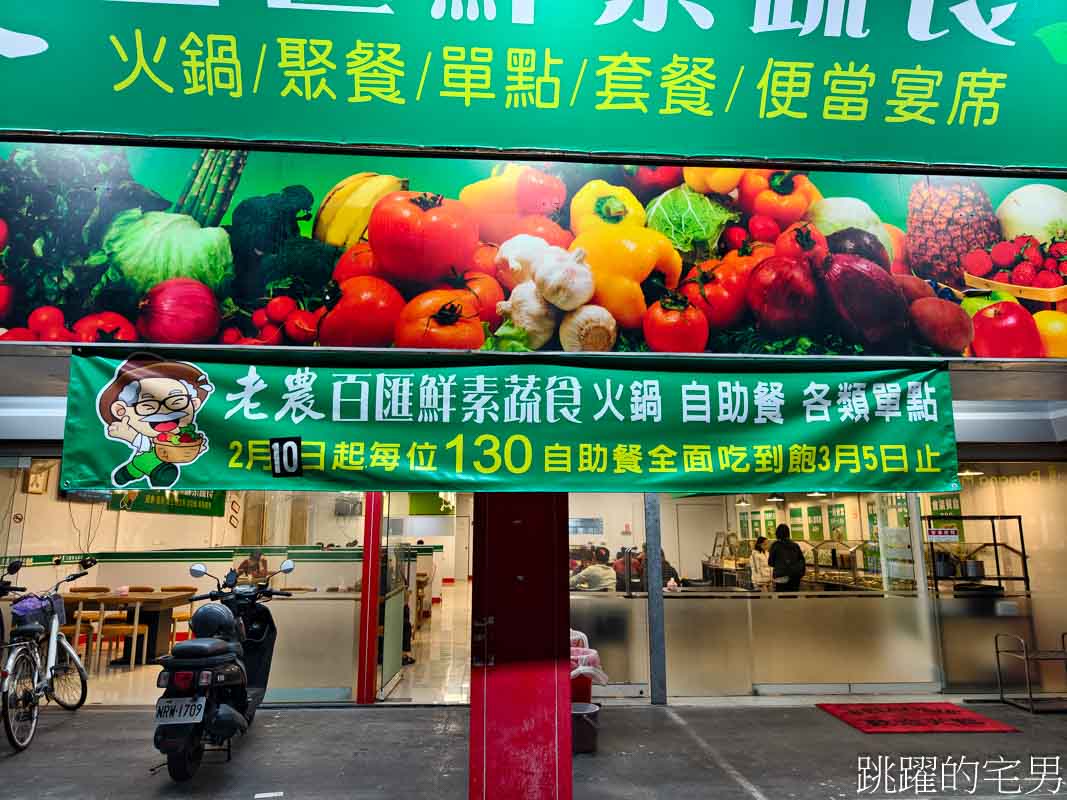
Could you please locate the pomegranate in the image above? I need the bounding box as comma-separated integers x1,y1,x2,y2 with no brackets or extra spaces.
746,256,821,337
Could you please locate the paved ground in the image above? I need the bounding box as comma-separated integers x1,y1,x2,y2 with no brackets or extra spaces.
2,703,1065,799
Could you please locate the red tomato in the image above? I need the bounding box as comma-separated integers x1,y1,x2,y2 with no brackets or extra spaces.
643,294,709,353
333,242,379,283
0,219,8,252
28,306,65,334
502,215,574,249
368,192,480,286
394,290,485,350
319,276,405,348
682,262,749,332
775,222,829,265
467,243,499,278
266,295,298,325
435,271,505,329
251,308,269,330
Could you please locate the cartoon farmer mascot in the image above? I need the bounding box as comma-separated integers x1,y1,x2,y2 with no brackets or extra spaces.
97,356,213,489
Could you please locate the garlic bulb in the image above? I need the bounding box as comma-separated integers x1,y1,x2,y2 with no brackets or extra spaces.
496,281,560,350
496,234,552,292
534,246,595,311
559,305,617,352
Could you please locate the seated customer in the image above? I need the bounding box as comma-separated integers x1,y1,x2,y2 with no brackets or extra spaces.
569,549,615,592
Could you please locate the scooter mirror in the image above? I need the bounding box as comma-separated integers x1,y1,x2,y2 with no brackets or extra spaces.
279,559,295,575
5,559,22,575
223,569,238,588
189,563,208,579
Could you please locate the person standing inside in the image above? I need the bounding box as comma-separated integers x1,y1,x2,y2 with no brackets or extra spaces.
750,536,773,592
768,524,806,593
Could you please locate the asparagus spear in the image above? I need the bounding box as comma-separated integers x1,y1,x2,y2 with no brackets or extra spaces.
193,149,229,225
179,149,219,218
174,150,208,214
205,150,249,227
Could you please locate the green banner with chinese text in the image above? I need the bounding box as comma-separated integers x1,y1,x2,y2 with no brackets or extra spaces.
60,353,960,494
108,488,227,516
2,3,1067,169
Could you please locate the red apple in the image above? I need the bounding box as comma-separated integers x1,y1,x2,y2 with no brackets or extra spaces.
972,302,1046,358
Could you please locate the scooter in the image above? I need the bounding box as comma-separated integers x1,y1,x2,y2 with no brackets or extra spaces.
152,559,294,782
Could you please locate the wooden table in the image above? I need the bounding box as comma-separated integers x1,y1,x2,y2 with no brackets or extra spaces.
63,591,194,671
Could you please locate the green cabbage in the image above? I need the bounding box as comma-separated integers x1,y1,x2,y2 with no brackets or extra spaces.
645,185,738,255
92,209,234,296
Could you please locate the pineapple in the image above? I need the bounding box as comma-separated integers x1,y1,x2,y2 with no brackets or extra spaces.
906,178,1001,288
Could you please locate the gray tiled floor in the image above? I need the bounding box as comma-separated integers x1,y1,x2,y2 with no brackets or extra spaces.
2,703,1063,799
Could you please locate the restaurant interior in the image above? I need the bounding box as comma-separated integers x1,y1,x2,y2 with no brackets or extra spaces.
1,457,1065,704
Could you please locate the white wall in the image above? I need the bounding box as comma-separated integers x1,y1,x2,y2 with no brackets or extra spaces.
660,495,729,581
7,459,245,558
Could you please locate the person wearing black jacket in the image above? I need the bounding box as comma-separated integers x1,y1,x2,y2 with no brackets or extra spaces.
768,524,806,593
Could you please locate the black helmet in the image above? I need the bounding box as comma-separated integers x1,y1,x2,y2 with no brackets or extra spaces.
190,603,237,639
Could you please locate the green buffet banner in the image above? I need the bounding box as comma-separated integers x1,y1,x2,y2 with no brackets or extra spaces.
60,353,960,494
2,3,1067,168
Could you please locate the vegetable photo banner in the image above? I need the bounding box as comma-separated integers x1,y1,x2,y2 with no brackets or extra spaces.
2,3,1067,168
60,353,960,494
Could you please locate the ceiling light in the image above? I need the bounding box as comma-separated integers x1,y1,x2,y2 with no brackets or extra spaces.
766,495,785,503
735,496,751,507
807,491,827,498
957,467,984,478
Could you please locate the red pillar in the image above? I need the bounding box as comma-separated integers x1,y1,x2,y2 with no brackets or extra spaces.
470,493,572,800
356,490,384,705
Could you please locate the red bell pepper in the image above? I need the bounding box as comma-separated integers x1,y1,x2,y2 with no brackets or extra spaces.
72,312,138,343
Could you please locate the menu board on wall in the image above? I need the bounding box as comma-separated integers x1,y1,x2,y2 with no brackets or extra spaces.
789,507,804,539
739,511,750,540
807,506,825,541
928,494,965,542
764,510,777,538
828,504,847,541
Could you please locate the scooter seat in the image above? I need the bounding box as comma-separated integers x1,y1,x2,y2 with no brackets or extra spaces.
172,637,243,660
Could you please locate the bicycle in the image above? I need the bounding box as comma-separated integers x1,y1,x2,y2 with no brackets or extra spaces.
2,557,95,751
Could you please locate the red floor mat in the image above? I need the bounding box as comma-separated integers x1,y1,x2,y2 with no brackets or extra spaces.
817,703,1019,734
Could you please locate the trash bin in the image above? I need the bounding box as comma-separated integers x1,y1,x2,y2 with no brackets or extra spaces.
572,703,599,754
571,675,593,704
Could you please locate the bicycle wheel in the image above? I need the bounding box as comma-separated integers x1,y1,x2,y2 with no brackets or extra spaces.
3,648,39,751
50,639,87,711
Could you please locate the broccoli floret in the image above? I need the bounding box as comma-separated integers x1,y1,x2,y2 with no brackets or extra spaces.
228,185,316,301
253,237,342,304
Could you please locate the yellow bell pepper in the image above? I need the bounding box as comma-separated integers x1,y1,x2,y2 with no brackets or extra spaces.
572,226,683,330
683,167,745,195
569,180,646,236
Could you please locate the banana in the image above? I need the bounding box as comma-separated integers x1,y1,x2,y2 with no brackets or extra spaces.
312,172,376,242
326,174,407,249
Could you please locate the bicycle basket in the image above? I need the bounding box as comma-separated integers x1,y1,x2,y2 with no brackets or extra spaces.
11,594,65,627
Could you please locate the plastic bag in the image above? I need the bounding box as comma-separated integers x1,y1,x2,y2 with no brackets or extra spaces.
569,629,589,648
570,665,610,686
570,646,602,669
